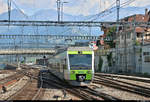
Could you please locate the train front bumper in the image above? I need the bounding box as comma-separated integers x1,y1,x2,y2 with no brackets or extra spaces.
70,70,93,81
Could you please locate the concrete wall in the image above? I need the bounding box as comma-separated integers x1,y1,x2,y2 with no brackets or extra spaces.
101,56,108,72
94,55,99,72
116,45,150,74
141,45,150,74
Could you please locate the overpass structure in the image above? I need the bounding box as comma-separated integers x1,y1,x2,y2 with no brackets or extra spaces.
0,34,98,40
0,49,57,55
0,20,150,27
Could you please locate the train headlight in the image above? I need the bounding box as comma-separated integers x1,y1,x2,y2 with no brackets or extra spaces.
71,71,75,74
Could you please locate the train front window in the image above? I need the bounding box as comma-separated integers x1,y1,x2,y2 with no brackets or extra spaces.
69,54,92,70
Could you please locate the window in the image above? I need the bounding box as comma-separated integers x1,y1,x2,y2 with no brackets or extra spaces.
143,52,150,56
69,54,92,70
137,33,142,38
144,56,150,62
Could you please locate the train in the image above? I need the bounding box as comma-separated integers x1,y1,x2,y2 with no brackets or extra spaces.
66,46,95,86
49,46,95,86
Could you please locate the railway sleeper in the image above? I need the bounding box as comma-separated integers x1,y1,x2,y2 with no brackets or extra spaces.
94,76,150,93
93,79,150,98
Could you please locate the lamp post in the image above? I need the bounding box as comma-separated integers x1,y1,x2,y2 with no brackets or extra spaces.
61,1,68,21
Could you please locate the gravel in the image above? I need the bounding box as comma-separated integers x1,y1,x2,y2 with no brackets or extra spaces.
41,89,81,100
0,76,29,100
92,83,150,100
0,72,15,80
114,78,150,89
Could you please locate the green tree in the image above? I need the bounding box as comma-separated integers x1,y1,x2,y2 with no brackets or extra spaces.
104,27,116,48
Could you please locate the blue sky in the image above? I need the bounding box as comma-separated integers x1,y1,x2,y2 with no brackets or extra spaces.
0,0,150,16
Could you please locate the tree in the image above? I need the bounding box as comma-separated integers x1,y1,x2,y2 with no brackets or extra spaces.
104,27,116,48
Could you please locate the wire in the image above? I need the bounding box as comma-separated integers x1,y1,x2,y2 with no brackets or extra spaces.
90,0,136,21
121,0,135,7
84,1,116,21
11,0,29,19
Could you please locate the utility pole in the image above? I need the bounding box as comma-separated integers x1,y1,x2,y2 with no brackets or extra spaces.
61,2,68,21
61,2,63,21
57,0,61,22
140,31,145,73
116,0,120,22
115,0,120,73
7,0,11,22
124,27,127,73
133,16,137,73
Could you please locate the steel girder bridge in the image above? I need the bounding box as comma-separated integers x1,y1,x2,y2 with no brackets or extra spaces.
0,34,98,40
0,49,56,55
0,20,149,42
0,20,150,27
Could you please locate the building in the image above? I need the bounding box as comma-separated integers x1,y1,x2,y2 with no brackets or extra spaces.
97,9,150,74
116,9,150,74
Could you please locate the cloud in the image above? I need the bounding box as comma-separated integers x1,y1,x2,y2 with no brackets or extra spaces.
64,0,101,16
15,0,56,9
1,0,150,16
0,0,8,14
129,0,150,7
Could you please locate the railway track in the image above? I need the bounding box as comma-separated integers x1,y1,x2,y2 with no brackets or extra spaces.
0,64,35,86
41,76,100,100
0,70,29,90
43,70,121,100
39,71,93,100
95,73,150,83
6,69,44,100
79,86,120,100
1,68,122,100
94,74,150,98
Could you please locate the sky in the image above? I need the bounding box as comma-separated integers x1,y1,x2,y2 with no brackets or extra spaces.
0,0,150,16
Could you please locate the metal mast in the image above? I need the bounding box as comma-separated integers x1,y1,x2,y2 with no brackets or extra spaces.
61,2,68,21
115,0,120,72
116,0,120,22
57,0,61,22
7,0,11,21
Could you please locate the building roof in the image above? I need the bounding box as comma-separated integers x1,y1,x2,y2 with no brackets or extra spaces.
121,9,150,22
136,27,145,33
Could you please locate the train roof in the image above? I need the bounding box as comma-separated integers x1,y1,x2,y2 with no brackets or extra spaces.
67,46,93,51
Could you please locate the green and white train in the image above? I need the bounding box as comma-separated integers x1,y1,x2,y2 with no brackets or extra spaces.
65,46,94,86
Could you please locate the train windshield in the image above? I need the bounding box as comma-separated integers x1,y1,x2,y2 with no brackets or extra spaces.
69,54,92,70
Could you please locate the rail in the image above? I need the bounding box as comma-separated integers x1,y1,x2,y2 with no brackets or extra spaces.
94,74,150,98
